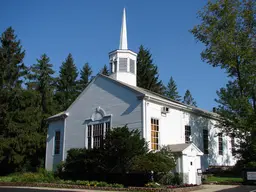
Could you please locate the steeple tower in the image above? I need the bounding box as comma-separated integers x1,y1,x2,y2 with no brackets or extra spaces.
109,8,137,87
119,8,128,50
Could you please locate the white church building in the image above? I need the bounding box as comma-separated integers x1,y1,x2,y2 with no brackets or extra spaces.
45,9,237,184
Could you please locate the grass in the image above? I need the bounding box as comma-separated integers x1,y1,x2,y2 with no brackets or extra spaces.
206,176,243,183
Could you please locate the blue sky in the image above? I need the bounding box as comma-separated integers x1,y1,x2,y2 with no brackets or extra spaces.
1,0,229,111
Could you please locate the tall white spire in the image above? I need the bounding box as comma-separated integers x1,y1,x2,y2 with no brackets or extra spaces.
119,8,128,50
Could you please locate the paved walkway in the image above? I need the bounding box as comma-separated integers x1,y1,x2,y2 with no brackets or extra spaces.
1,185,256,192
194,185,256,192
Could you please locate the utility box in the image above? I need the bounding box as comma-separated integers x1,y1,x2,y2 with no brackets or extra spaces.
196,168,202,185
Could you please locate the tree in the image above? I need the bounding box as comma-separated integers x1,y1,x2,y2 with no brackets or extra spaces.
101,64,109,76
0,27,44,174
183,89,197,107
190,0,256,162
131,148,175,173
165,76,181,101
56,53,78,111
103,126,148,174
78,62,92,92
137,45,165,94
29,54,56,115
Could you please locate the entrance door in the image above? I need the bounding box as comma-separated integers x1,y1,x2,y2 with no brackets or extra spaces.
188,157,196,184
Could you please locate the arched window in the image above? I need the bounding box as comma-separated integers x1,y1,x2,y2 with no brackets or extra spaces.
84,107,111,149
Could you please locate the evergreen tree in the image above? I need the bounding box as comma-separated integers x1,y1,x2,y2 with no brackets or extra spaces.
190,0,256,162
78,62,92,92
101,64,109,76
0,27,43,174
165,76,181,101
137,45,164,94
56,53,78,111
29,54,56,115
183,89,197,107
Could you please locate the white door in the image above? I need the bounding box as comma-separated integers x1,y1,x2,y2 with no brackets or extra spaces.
188,157,196,184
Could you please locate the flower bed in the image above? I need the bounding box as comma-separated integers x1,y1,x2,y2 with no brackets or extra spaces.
0,182,203,192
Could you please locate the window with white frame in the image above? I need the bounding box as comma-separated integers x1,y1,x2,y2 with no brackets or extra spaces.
87,121,110,149
54,131,61,155
185,125,191,143
151,118,159,150
231,134,235,156
218,133,223,155
203,129,209,154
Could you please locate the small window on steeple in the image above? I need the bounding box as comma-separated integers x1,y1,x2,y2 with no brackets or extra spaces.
130,59,135,74
119,58,127,72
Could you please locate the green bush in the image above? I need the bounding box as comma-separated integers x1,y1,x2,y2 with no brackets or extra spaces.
110,183,124,188
145,182,161,188
75,180,90,186
172,172,183,185
246,161,256,168
159,172,174,185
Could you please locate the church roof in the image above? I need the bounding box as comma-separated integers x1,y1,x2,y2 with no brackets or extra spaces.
100,74,218,119
47,72,218,121
167,143,191,152
167,143,204,155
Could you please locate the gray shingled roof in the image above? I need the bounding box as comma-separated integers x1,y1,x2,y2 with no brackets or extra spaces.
167,143,191,152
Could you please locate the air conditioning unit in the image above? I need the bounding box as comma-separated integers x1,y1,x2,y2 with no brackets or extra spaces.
161,106,170,113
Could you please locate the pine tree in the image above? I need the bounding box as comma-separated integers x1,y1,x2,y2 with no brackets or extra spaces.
78,62,92,92
0,27,43,174
101,64,109,76
165,76,181,101
29,54,56,115
56,53,78,111
137,45,164,94
191,0,256,162
183,90,197,107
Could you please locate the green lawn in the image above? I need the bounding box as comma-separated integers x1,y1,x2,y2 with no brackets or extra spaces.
206,176,243,183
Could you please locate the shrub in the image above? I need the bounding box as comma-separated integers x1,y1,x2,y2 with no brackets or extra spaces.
246,161,256,168
159,172,174,185
110,183,124,188
172,173,183,185
145,182,161,188
75,180,90,186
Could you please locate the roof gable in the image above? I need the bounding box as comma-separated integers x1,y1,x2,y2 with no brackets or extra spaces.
167,143,203,156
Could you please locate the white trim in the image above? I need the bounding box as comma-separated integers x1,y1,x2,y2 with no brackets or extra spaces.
45,132,49,169
142,100,146,140
62,118,66,161
53,130,61,156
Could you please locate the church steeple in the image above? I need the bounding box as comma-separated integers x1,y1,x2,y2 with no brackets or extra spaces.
119,8,128,50
109,8,137,87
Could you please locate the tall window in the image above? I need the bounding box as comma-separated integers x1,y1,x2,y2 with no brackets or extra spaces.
54,131,61,155
87,121,110,149
218,133,223,155
185,125,191,143
93,123,104,148
151,118,159,150
203,129,209,154
105,122,111,133
231,134,235,156
87,125,92,149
